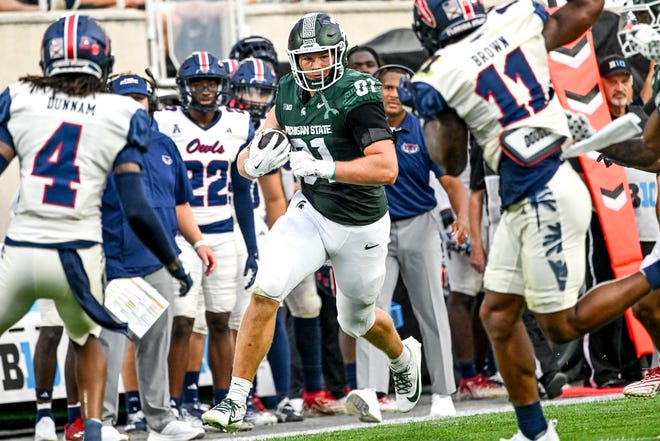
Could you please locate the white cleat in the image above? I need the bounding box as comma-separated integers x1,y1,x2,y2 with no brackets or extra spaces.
146,420,205,441
500,419,559,441
391,336,422,413
34,416,58,441
429,393,456,418
201,398,246,434
623,366,660,398
345,389,382,423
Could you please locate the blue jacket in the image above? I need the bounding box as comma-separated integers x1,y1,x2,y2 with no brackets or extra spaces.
102,128,193,279
386,112,443,221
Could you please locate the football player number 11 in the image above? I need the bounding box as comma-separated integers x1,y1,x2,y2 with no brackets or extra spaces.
475,47,547,126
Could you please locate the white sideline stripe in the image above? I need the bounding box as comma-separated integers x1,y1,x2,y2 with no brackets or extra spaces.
236,394,623,440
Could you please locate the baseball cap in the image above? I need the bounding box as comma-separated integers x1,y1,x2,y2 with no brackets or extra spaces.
598,55,632,78
110,74,151,96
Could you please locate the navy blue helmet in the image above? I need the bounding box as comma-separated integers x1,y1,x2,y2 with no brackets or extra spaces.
229,36,278,67
413,0,487,54
220,58,241,77
231,58,277,120
176,51,229,112
40,14,114,81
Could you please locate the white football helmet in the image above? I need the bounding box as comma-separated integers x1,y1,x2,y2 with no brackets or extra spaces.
618,0,660,60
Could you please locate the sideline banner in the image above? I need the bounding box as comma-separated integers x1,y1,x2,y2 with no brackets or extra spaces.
548,28,653,357
0,302,216,405
0,301,278,404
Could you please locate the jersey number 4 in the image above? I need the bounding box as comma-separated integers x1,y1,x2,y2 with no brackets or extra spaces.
476,47,547,126
32,122,82,208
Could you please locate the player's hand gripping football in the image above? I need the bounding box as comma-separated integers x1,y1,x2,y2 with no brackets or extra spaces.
244,128,291,178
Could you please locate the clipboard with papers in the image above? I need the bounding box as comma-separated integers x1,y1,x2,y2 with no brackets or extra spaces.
104,277,169,338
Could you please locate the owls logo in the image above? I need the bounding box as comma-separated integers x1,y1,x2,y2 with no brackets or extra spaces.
401,143,420,154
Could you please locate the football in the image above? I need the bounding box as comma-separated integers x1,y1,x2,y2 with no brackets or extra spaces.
255,128,289,151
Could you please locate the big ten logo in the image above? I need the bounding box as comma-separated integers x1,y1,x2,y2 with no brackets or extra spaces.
628,179,657,210
0,341,62,391
0,311,68,403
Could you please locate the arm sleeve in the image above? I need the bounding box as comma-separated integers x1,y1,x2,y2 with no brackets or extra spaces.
113,110,152,169
126,109,152,153
231,162,258,255
115,171,177,265
0,87,15,149
345,101,394,151
469,142,486,191
169,139,194,205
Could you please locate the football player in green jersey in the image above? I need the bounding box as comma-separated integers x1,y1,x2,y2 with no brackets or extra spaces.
202,12,424,431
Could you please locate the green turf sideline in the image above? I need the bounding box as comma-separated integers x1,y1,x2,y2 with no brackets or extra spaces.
235,395,657,441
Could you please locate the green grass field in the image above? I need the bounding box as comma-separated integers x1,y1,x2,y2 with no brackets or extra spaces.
275,398,660,440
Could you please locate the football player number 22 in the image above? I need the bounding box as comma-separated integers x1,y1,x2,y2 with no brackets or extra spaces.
290,138,333,185
186,159,229,207
32,122,82,208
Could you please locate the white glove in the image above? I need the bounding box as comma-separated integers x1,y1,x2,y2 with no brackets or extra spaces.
244,129,291,178
628,23,660,61
564,110,596,142
561,112,643,159
289,150,336,179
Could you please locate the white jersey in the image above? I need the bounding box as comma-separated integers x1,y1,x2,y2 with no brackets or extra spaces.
412,0,570,173
625,167,660,242
3,82,147,245
154,106,253,228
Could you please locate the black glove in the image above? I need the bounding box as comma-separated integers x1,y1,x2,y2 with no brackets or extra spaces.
243,251,259,289
597,153,614,168
167,258,193,296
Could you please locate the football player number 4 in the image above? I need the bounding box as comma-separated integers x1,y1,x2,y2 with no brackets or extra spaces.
32,122,82,208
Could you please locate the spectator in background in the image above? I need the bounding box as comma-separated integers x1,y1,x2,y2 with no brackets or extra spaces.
346,45,382,75
32,305,86,441
445,145,510,402
0,0,78,10
576,55,649,389
356,64,464,418
99,73,211,441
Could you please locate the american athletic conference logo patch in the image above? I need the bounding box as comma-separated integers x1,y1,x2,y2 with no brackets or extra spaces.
401,143,420,154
